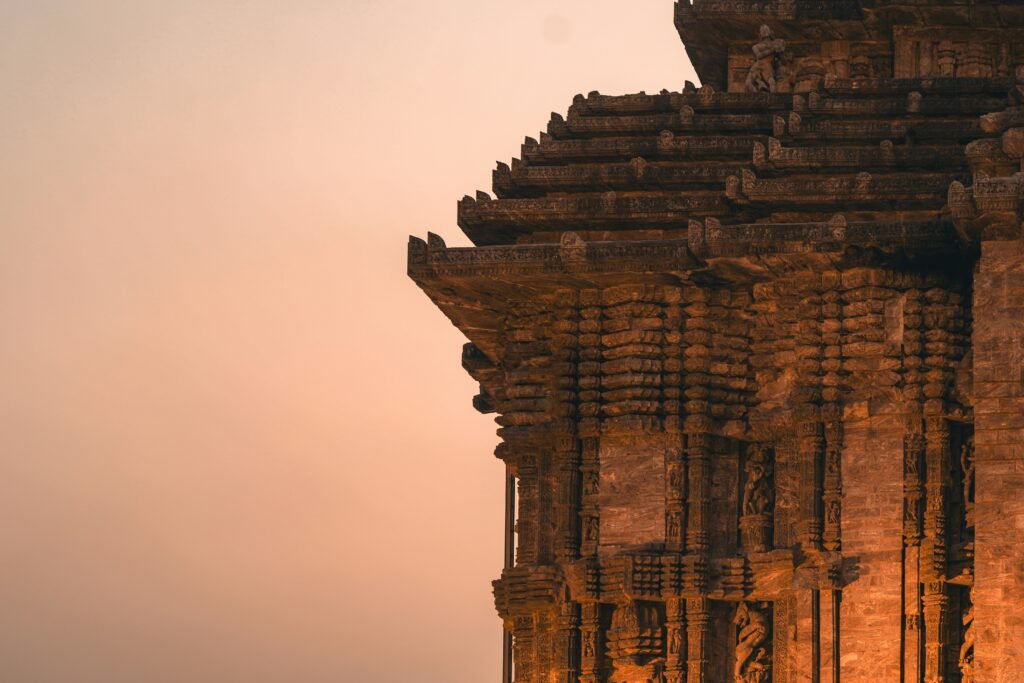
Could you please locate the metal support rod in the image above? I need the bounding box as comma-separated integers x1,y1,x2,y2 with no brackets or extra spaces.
833,590,841,683
812,589,821,683
502,469,516,683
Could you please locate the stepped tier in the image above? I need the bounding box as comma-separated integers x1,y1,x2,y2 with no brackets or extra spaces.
459,81,1007,245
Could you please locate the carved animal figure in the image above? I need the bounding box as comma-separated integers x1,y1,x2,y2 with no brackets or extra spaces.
733,602,770,683
960,587,976,680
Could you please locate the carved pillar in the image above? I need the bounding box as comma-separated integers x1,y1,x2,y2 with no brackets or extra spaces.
739,444,774,553
554,600,580,683
903,429,925,682
684,431,712,683
797,418,825,549
666,598,687,683
822,403,843,553
579,601,603,683
667,441,687,552
685,431,712,555
901,285,926,683
513,614,537,683
795,288,824,550
578,288,602,558
551,293,581,562
665,289,687,553
516,453,540,567
922,415,951,683
686,597,710,683
553,433,581,562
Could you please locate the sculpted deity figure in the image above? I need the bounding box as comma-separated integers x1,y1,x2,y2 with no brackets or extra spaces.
668,626,682,656
734,602,771,683
742,446,774,517
745,25,788,93
960,586,976,681
583,631,595,658
961,435,975,507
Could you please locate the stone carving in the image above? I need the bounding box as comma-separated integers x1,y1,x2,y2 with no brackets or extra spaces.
607,601,663,663
745,25,789,93
960,586,976,683
740,445,774,552
961,434,975,510
742,445,774,516
734,602,771,683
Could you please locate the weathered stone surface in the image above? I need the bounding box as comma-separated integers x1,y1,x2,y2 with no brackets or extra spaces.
410,2,1024,681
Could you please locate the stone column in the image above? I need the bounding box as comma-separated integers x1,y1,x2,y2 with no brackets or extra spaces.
903,430,925,682
922,415,951,683
973,239,1024,683
838,402,905,681
554,601,580,683
685,597,710,683
578,601,602,683
513,614,537,683
684,430,712,683
665,598,687,683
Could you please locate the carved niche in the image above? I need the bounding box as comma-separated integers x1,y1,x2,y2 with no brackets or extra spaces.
894,28,1020,79
744,25,790,93
606,600,664,682
733,602,772,683
740,444,775,553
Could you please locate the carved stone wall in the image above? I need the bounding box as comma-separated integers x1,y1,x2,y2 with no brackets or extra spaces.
411,2,1024,681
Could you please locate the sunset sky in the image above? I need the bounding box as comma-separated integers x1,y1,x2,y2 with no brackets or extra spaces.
1,2,696,680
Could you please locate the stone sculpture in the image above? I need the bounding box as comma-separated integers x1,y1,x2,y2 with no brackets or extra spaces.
745,25,788,93
734,602,771,683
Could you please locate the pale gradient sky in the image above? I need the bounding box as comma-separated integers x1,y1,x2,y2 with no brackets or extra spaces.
0,2,696,681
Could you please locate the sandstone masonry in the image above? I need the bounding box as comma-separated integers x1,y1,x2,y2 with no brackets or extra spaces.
409,2,1024,682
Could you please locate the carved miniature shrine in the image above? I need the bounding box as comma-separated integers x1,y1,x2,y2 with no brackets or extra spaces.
409,2,1024,681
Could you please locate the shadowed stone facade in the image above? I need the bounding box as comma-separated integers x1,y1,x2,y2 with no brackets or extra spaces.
409,2,1024,681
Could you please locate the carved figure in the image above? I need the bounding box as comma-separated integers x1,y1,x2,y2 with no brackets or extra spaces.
734,602,771,683
668,512,681,539
585,516,599,542
960,587,976,681
827,499,841,525
745,25,788,93
961,435,975,507
668,626,682,656
742,446,774,516
668,464,683,490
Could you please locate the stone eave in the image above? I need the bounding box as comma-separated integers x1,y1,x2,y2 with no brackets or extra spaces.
409,219,961,367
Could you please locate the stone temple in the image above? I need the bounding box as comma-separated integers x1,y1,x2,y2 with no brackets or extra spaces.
409,2,1024,681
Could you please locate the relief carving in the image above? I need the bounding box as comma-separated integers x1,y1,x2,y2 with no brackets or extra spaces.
960,586,976,683
961,434,975,529
745,25,789,93
740,445,775,552
734,602,771,683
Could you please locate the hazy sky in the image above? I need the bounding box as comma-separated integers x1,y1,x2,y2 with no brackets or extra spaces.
0,2,696,680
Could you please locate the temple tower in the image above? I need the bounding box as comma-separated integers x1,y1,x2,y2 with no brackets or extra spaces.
410,2,1024,681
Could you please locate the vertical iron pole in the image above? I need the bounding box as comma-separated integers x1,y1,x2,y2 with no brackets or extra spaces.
502,470,516,683
833,590,841,683
812,589,821,683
